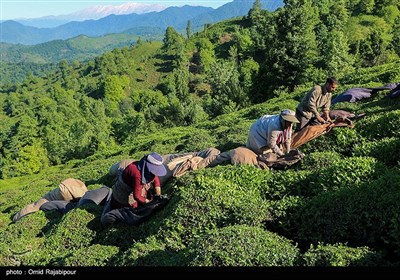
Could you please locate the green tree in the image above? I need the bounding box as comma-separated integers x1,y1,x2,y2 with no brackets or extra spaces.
113,109,145,144
2,140,49,178
259,0,319,96
186,20,191,39
195,38,216,73
248,4,275,62
347,0,375,15
163,27,184,55
78,96,112,153
205,60,249,116
162,27,186,69
152,93,186,127
321,30,355,78
392,16,400,56
358,30,386,66
102,75,129,103
231,26,254,61
239,58,260,93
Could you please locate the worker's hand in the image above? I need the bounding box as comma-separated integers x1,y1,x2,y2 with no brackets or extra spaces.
286,149,296,156
153,194,169,202
316,115,325,124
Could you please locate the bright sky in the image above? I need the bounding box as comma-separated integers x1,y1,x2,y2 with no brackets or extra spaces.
0,0,233,20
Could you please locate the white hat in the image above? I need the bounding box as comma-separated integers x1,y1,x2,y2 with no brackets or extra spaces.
280,109,299,123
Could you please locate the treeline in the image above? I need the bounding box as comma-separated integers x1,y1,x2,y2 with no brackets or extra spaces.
0,0,400,179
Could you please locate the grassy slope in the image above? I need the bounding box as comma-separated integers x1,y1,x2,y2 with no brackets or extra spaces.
127,41,165,92
0,62,399,266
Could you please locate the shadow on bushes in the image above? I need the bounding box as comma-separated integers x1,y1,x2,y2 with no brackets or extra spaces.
286,168,400,263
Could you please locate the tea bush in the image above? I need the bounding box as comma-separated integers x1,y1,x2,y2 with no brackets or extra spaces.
214,122,251,151
35,206,102,265
302,243,386,266
263,169,314,198
185,225,300,266
330,127,365,155
292,168,400,257
160,172,268,248
353,137,400,167
176,130,217,153
0,212,49,266
297,151,343,171
63,244,119,266
116,236,185,266
357,110,400,139
312,156,384,194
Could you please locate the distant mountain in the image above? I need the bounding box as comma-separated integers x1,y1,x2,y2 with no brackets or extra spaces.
69,2,167,19
16,2,168,28
191,0,284,26
0,31,164,64
0,0,284,45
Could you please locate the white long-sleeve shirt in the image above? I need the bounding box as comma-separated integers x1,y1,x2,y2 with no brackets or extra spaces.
246,114,292,156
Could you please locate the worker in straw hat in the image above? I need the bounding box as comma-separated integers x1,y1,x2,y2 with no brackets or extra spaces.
246,109,300,156
110,152,167,210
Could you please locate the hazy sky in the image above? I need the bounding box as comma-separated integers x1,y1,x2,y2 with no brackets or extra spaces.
0,0,234,20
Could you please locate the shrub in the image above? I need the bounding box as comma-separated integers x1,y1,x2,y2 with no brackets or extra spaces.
296,126,365,156
214,121,251,151
263,169,314,198
185,225,300,266
0,212,49,266
302,243,385,266
176,130,217,152
297,131,338,154
117,236,185,266
353,137,400,167
37,206,102,264
63,244,119,266
160,171,268,248
291,168,400,257
312,156,383,194
330,127,364,155
264,195,306,235
357,110,400,139
298,151,343,171
261,157,381,198
195,165,273,196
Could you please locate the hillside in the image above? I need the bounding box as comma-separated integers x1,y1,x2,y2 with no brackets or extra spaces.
0,0,284,45
0,32,164,86
0,33,161,64
0,68,399,267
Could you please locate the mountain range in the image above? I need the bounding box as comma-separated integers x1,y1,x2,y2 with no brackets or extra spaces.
14,2,169,28
0,0,284,45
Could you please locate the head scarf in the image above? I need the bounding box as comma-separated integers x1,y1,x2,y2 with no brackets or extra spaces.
136,156,155,185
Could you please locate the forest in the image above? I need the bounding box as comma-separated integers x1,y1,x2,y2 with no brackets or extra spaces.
0,0,399,268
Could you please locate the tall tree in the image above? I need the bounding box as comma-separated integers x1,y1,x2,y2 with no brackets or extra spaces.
186,20,191,39
162,26,186,69
313,0,353,77
248,3,275,63
323,30,354,78
391,16,400,56
358,30,386,66
196,38,216,73
259,0,319,96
